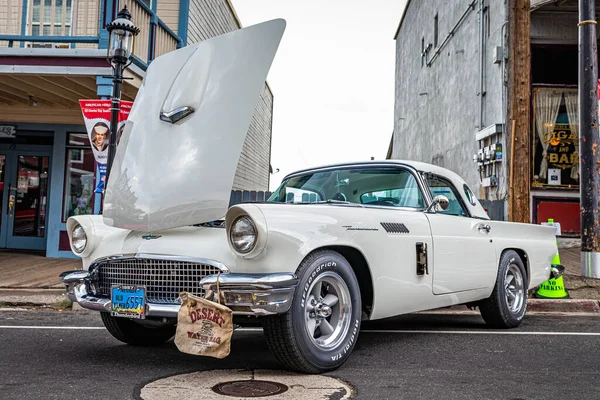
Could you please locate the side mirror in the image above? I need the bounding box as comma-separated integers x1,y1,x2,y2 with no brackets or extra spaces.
426,195,449,213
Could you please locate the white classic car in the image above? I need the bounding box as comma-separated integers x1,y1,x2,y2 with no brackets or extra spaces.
60,19,563,374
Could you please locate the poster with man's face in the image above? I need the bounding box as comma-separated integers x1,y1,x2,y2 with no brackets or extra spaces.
79,100,133,192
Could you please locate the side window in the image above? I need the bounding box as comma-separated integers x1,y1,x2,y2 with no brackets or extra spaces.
360,169,425,208
425,175,469,217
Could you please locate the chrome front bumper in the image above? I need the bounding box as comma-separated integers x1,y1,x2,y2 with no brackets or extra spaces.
59,270,298,318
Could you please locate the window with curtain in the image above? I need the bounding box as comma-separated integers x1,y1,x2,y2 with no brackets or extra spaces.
31,0,72,37
532,88,579,189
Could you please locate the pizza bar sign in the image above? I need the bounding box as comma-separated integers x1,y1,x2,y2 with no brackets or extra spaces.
0,125,16,139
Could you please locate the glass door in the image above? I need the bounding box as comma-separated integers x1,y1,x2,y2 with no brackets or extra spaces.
0,152,51,250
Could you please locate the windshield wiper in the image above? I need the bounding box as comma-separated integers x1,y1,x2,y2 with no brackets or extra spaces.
308,200,363,207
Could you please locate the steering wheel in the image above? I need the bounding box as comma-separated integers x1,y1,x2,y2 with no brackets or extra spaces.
377,197,400,206
331,192,347,201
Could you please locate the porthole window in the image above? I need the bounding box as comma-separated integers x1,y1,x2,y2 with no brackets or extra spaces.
463,184,477,206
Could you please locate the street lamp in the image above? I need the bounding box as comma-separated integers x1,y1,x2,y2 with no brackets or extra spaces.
104,5,140,191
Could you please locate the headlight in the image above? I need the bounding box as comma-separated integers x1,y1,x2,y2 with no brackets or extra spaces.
71,223,87,253
230,216,257,253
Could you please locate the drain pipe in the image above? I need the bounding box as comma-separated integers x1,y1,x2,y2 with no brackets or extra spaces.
500,0,509,203
477,0,486,188
478,0,486,131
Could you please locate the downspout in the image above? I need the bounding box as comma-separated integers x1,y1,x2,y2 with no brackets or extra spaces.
500,0,509,205
478,0,486,131
477,0,486,186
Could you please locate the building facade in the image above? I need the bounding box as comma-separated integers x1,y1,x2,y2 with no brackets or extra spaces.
391,0,585,236
0,0,274,257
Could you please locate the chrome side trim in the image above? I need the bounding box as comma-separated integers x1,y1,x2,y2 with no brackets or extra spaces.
159,106,195,124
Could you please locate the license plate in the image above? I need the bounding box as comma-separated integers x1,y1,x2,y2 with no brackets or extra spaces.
111,285,146,319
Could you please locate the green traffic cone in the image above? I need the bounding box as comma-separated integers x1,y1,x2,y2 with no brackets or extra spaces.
535,248,569,299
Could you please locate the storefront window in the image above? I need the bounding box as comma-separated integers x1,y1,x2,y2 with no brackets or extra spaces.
63,133,95,221
532,88,579,189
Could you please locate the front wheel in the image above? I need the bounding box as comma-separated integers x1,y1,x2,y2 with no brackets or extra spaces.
101,313,176,346
263,250,362,373
479,250,528,328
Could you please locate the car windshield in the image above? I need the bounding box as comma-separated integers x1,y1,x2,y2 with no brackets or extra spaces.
267,167,425,208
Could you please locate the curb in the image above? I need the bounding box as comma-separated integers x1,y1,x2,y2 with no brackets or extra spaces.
0,289,68,306
527,299,600,314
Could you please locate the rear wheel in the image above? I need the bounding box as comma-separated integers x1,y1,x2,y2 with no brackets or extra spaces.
101,313,175,346
263,250,362,373
479,250,528,328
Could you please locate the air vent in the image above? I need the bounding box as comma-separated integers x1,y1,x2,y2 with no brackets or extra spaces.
380,222,410,234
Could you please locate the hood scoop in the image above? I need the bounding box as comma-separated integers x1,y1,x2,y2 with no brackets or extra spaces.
102,19,286,232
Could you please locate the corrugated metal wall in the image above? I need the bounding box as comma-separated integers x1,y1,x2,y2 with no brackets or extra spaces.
187,0,273,191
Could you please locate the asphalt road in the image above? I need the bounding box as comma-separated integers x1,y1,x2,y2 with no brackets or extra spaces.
0,309,599,400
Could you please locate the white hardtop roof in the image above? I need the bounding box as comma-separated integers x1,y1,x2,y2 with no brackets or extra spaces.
281,159,490,220
283,159,464,182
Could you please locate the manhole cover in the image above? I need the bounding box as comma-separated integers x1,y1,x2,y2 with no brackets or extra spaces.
140,369,354,399
212,380,288,397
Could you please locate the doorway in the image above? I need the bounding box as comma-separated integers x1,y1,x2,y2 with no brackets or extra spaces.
0,151,51,250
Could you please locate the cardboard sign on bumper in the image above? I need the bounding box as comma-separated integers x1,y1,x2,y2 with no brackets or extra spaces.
175,292,233,359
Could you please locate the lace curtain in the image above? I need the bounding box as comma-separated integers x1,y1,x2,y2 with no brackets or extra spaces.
534,89,563,180
564,91,579,180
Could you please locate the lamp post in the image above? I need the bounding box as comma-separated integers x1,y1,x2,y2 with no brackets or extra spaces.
104,5,139,190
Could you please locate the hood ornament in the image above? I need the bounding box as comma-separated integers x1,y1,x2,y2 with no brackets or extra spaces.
159,106,195,124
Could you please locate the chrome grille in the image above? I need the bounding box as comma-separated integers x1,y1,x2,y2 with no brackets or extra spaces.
95,258,222,304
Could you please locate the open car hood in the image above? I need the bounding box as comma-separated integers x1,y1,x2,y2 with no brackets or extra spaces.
102,19,285,232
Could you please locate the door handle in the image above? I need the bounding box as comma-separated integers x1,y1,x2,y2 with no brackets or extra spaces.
478,224,491,233
7,184,14,216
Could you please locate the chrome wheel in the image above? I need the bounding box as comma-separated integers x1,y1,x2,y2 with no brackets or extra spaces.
304,271,352,350
505,263,525,313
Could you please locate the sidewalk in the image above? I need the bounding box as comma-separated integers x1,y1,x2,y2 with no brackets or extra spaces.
556,246,600,300
0,250,80,289
0,250,80,308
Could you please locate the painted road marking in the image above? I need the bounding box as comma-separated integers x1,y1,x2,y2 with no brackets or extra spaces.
360,329,600,336
0,325,105,330
0,326,599,336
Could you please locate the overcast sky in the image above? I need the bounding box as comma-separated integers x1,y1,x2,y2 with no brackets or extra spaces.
231,0,408,190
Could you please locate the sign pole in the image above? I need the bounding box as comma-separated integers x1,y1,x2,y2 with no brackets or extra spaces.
578,0,600,278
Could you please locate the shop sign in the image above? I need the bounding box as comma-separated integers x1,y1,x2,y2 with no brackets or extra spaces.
0,125,16,139
542,124,578,169
79,100,133,193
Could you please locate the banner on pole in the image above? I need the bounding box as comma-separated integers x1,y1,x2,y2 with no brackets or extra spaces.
79,100,133,193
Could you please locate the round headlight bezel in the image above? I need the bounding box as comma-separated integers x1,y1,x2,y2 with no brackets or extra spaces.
71,223,87,254
229,215,257,254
